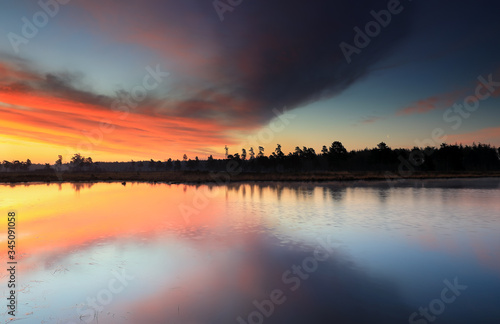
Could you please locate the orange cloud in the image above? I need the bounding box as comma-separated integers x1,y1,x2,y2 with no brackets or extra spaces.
0,60,247,162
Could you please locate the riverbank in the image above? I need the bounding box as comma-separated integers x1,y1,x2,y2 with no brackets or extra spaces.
1,170,499,184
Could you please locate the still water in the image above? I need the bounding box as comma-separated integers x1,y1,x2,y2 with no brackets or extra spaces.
1,179,500,324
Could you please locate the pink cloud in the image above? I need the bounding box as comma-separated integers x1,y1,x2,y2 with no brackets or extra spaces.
445,126,500,146
397,89,467,116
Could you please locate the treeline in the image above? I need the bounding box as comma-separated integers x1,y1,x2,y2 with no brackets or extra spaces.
1,159,32,170
1,154,91,171
207,142,500,173
2,142,499,174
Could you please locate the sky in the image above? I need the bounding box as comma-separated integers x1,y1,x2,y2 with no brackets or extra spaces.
0,0,500,163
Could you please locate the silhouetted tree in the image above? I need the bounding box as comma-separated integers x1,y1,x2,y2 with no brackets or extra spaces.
258,146,264,158
249,147,255,159
327,141,348,169
69,153,93,170
377,142,389,151
71,153,84,165
329,141,347,155
274,144,284,158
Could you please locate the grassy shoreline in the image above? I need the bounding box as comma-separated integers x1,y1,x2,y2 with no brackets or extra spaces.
1,170,499,184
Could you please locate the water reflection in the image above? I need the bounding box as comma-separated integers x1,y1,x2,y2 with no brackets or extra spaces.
0,179,499,323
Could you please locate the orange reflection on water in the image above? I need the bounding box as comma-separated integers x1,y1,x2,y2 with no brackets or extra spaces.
0,183,226,274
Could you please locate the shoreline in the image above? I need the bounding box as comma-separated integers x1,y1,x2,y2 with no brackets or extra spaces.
1,170,499,184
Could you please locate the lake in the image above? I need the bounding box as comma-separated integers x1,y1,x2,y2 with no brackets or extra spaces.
1,178,500,323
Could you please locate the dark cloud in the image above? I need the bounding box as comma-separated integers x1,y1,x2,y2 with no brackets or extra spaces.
0,55,116,108
0,81,32,93
222,0,412,108
140,0,418,124
42,72,112,107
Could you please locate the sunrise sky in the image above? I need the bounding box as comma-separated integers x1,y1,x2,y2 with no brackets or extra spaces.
1,0,500,163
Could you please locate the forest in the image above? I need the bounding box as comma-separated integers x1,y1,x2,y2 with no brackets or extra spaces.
2,142,499,174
